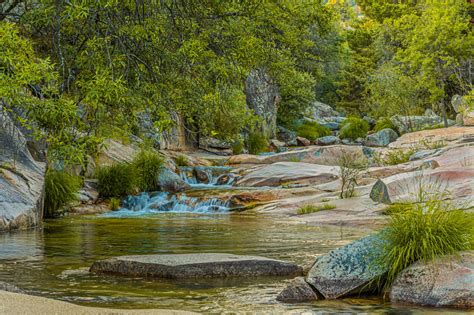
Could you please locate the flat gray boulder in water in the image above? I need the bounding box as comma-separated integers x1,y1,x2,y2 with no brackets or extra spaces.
390,251,474,308
90,253,303,278
306,234,386,299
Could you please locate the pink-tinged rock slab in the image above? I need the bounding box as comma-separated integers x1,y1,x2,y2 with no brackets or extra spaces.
390,251,474,308
370,168,474,204
389,127,474,149
236,162,338,187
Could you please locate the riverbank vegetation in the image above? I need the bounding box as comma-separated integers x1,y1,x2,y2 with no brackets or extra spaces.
1,1,472,169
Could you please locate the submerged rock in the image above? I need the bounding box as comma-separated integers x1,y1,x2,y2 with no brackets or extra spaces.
306,234,386,299
365,128,398,147
0,281,24,293
390,251,474,308
276,277,320,303
90,253,302,278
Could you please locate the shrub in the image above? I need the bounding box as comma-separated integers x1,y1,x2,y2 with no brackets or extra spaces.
339,117,369,140
337,151,368,199
385,149,414,165
44,170,81,217
288,156,302,162
175,155,189,166
297,203,336,215
109,197,121,210
296,121,331,141
232,139,244,155
376,200,474,289
248,132,268,155
374,117,398,133
133,150,164,191
96,163,136,197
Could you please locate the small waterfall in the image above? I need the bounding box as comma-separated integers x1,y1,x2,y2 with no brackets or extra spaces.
102,192,231,217
179,166,235,187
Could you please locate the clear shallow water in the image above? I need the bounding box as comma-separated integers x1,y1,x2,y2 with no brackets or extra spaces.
0,213,467,314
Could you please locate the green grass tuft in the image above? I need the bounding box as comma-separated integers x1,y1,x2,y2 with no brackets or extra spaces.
296,121,331,141
376,200,474,290
96,162,137,198
339,117,369,140
385,149,414,165
232,139,244,155
297,203,336,215
374,117,398,133
44,170,81,217
133,150,164,191
109,197,121,211
175,155,189,167
248,132,268,155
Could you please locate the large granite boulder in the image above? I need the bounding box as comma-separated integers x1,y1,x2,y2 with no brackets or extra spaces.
365,128,398,147
276,277,320,303
277,126,297,146
157,168,190,193
245,68,281,138
391,115,455,134
305,101,341,120
316,136,340,146
390,251,474,308
90,253,302,278
306,234,386,299
0,111,45,232
236,162,338,187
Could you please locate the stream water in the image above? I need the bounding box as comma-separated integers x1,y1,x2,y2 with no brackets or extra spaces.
0,167,468,313
0,213,465,314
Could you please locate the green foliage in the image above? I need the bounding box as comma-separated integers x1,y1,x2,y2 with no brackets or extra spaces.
44,170,81,217
247,132,268,155
385,149,414,165
96,163,136,198
109,198,121,211
374,117,397,133
175,155,189,167
296,121,331,141
377,200,474,289
232,140,244,155
133,150,164,191
297,203,336,215
339,117,369,140
288,156,302,163
382,203,413,215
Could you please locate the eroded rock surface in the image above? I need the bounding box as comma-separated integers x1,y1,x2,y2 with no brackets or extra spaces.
306,234,386,299
390,251,474,308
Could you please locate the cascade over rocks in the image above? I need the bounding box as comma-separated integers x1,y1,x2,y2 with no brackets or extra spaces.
390,251,474,308
0,111,45,232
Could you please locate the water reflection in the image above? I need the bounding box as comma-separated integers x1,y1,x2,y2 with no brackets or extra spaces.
0,213,468,314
